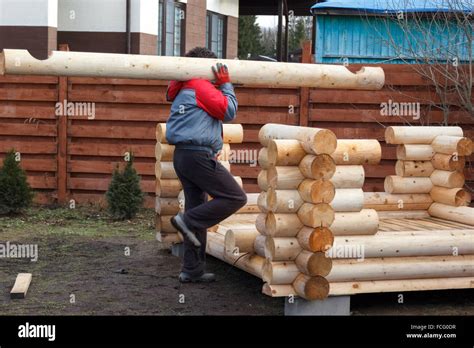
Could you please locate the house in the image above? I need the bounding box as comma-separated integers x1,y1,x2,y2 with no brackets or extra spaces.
0,0,238,59
310,0,473,64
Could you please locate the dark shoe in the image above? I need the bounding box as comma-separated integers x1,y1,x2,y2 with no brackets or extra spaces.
179,272,216,283
171,213,201,247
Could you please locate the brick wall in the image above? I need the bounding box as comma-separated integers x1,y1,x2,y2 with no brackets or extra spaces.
226,16,238,59
184,0,207,52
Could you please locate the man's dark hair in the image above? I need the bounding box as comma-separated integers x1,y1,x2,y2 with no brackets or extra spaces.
185,47,217,59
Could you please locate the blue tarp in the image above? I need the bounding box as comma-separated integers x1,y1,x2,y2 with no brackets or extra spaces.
311,0,473,14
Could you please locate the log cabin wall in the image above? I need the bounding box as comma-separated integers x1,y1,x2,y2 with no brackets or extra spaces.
0,65,472,208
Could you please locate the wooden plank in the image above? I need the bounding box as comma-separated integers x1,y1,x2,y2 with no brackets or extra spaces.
68,143,155,157
10,273,32,299
57,47,69,203
68,160,154,175
0,158,56,172
69,124,156,140
0,140,57,154
0,85,57,101
68,177,155,193
0,123,57,136
0,75,58,84
0,101,57,119
68,85,168,104
27,175,56,189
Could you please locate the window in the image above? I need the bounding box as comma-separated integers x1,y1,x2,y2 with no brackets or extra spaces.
158,0,185,56
206,12,226,58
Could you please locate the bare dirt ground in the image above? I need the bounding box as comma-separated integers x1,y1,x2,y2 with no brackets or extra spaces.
0,206,473,316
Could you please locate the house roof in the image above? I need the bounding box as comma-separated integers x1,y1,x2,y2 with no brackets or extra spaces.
311,0,473,15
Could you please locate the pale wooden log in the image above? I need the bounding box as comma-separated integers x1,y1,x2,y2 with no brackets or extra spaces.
264,237,302,261
377,210,430,219
331,139,382,165
395,160,434,177
257,191,269,213
428,203,474,226
430,187,471,207
329,277,474,296
256,213,267,235
332,229,474,258
331,209,379,235
297,226,334,252
223,124,244,144
298,154,336,180
363,192,433,211
295,250,333,277
177,190,185,212
431,135,473,156
155,197,180,215
385,126,463,144
156,123,166,142
327,255,474,282
330,189,364,212
262,283,296,297
159,161,177,179
156,179,182,198
262,260,300,284
258,170,268,191
292,274,330,300
430,170,465,189
259,124,337,155
154,162,161,179
396,144,435,160
10,273,32,299
297,203,335,227
267,166,305,189
0,49,385,90
156,232,183,244
265,212,304,237
298,179,335,204
217,144,231,161
266,188,303,213
160,215,178,233
236,193,260,214
384,176,433,194
219,213,260,227
267,139,306,166
254,235,266,257
431,153,466,172
155,143,174,161
224,228,259,254
331,165,365,188
258,148,270,169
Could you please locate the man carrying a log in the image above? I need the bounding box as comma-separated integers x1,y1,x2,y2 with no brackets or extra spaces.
166,47,247,283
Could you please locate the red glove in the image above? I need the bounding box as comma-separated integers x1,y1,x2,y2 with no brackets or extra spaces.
212,63,230,86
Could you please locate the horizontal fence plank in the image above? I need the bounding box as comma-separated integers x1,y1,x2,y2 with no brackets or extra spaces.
68,177,154,193
0,158,57,172
0,123,57,137
0,140,57,154
0,101,57,119
68,160,155,176
68,143,155,157
0,84,57,101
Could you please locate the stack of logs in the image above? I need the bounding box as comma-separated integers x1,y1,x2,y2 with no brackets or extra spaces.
385,126,473,225
154,123,244,243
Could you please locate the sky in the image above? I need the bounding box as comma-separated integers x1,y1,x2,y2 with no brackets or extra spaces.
256,16,278,28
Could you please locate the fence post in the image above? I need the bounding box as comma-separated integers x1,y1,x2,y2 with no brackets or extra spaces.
299,40,312,127
57,44,69,204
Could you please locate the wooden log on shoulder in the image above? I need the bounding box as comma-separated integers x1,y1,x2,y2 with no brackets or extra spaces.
431,153,466,172
331,165,365,188
262,260,300,284
385,126,463,144
298,179,335,203
384,176,433,194
330,189,364,212
259,124,337,155
430,187,471,207
267,166,305,189
327,255,474,282
431,135,473,156
292,274,330,300
295,250,333,277
329,277,474,296
363,192,433,211
267,139,306,166
430,170,465,189
297,203,335,227
0,49,385,90
396,144,435,160
264,237,302,261
258,148,270,169
298,154,336,180
224,228,259,254
428,203,474,226
266,188,303,213
395,160,434,177
331,209,379,235
265,212,303,237
297,226,334,252
331,139,382,165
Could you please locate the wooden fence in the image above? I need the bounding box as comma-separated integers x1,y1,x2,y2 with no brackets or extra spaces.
0,59,472,208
